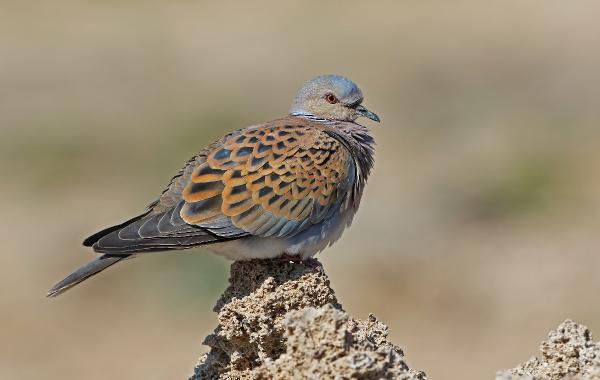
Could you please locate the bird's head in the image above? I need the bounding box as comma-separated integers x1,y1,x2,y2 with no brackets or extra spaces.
289,75,380,123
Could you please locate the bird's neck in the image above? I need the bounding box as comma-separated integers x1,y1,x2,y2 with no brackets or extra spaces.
289,112,329,123
334,122,375,210
289,115,375,198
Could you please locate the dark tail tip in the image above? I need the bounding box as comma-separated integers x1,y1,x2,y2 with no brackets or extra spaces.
47,255,125,298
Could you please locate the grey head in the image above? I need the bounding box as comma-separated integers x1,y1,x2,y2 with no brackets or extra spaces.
289,75,380,123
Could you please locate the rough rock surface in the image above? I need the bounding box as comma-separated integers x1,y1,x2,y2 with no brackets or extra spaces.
190,259,426,380
497,320,600,380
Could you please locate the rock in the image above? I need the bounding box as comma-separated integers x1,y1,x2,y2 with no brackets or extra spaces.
189,259,426,380
497,320,600,380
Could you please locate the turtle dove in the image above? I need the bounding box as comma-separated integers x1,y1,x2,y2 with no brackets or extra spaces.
48,75,379,297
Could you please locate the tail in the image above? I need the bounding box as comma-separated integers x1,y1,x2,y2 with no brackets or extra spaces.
46,255,127,298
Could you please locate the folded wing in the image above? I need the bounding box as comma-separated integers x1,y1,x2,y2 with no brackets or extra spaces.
86,118,355,254
181,121,355,238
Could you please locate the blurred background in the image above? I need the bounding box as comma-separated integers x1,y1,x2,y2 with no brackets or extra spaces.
2,1,600,379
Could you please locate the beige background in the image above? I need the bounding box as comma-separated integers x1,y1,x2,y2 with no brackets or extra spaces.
2,1,600,379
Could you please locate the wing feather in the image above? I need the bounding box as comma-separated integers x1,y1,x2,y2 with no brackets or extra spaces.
180,119,354,238
86,117,356,254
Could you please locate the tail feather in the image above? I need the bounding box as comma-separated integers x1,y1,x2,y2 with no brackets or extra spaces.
50,202,249,297
47,255,126,298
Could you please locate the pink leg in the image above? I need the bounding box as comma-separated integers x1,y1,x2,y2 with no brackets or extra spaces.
276,253,303,263
275,254,322,270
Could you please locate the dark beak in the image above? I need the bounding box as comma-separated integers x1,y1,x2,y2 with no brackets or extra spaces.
355,105,380,123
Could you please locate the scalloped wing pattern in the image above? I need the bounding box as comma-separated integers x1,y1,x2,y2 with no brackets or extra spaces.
180,122,353,238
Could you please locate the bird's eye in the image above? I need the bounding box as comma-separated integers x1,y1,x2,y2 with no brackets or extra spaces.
324,93,338,104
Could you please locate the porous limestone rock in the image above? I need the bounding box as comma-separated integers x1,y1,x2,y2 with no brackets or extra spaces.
497,320,600,380
189,259,426,380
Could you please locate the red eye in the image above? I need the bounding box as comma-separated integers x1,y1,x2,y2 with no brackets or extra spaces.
325,94,338,104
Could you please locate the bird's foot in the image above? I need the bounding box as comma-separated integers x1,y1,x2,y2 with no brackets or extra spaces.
301,257,322,270
276,254,322,270
276,253,303,263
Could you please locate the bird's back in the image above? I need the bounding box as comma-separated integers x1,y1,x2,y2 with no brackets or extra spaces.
84,117,373,256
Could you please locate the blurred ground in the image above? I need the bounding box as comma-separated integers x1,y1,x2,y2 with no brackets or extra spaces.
1,1,599,379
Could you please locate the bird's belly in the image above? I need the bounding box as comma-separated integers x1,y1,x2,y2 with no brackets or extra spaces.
205,212,350,261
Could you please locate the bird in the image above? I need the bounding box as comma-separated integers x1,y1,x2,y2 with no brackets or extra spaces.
47,74,379,297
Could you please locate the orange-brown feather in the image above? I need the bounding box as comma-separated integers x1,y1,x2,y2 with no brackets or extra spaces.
180,118,352,235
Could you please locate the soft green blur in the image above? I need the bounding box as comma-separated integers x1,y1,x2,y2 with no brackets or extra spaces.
1,1,600,379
